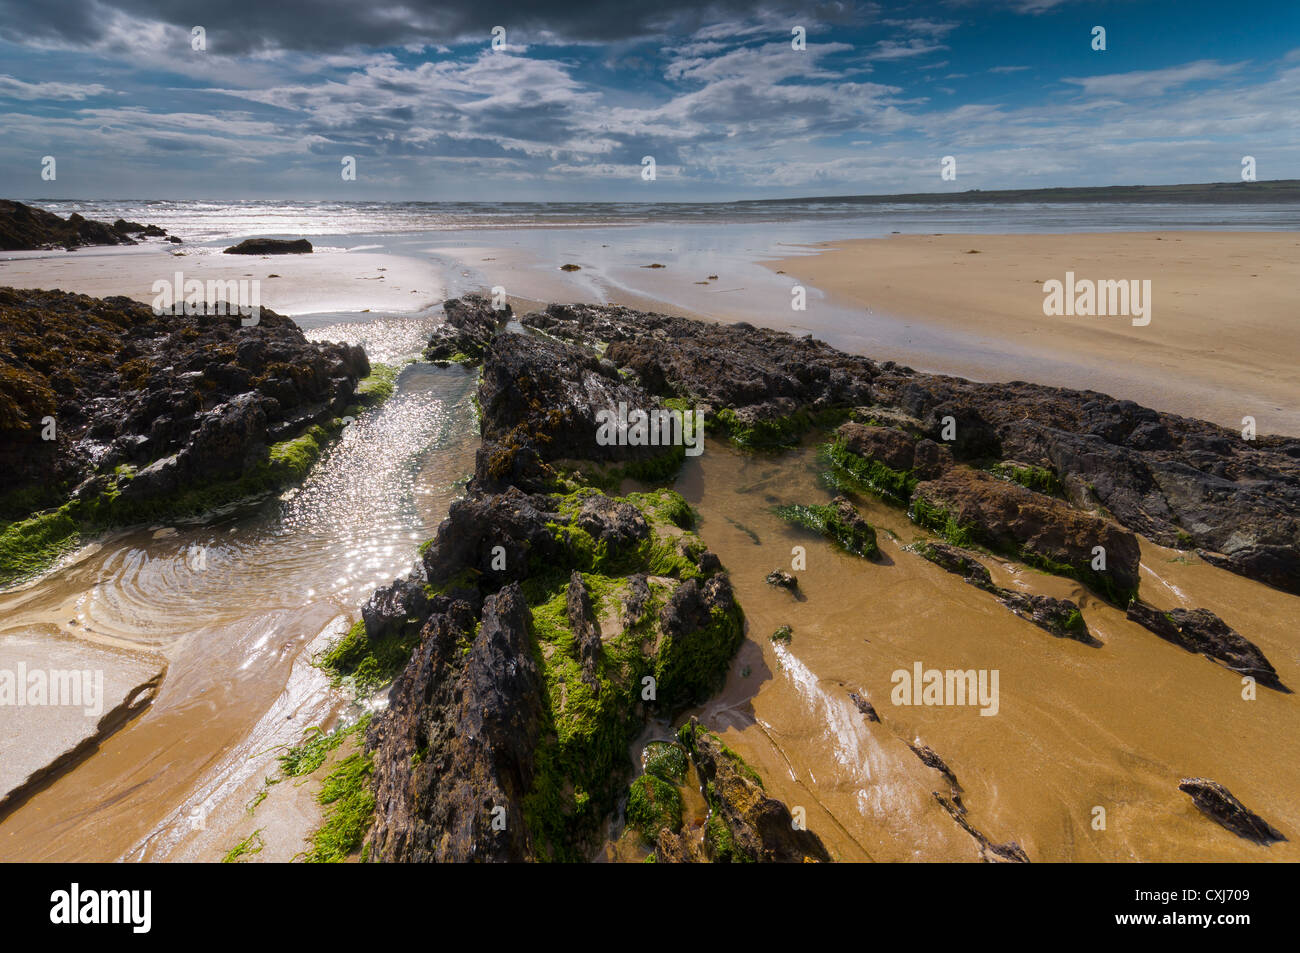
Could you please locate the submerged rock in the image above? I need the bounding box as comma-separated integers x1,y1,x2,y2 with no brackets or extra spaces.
1177,778,1286,844
1127,602,1286,690
848,690,880,723
765,568,798,590
914,542,1094,643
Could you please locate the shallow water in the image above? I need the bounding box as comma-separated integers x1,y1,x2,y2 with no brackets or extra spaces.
677,440,1300,862
0,345,480,861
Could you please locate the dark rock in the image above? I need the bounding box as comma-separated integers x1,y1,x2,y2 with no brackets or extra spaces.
566,570,602,692
424,293,509,365
366,584,546,862
1177,778,1286,844
934,792,1030,863
680,718,831,862
622,573,651,629
0,200,142,251
907,741,961,791
222,238,313,254
765,569,798,590
1126,602,1286,690
848,690,879,723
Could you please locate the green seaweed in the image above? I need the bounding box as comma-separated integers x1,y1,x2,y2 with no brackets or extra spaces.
820,439,918,505
774,502,878,557
626,774,684,845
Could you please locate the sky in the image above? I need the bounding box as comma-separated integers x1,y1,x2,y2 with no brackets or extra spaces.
1,0,1298,201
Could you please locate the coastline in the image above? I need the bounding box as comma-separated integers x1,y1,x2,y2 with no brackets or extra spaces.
5,223,1294,863
764,231,1300,436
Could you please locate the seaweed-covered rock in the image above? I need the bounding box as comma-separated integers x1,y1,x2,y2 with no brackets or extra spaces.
679,719,831,863
912,466,1140,603
626,774,683,844
1127,602,1286,690
1177,778,1286,844
366,585,546,862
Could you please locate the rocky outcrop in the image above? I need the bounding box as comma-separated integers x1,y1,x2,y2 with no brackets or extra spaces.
1177,778,1286,844
914,542,1095,643
912,466,1141,604
1127,602,1286,690
0,200,171,250
222,238,313,254
424,293,509,365
366,586,546,862
522,304,1300,597
0,287,367,509
676,719,831,863
474,327,684,492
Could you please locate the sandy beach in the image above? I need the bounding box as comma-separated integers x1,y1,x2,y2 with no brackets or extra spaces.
767,232,1300,436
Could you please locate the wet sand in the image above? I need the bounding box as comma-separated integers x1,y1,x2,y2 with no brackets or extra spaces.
675,440,1300,862
0,243,443,316
767,232,1300,436
3,226,1296,863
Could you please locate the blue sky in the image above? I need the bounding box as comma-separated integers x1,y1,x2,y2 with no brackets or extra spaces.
1,0,1297,200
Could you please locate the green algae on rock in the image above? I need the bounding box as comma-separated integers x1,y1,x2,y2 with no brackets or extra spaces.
0,285,392,586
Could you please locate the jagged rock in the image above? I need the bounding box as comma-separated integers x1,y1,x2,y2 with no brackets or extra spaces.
907,741,961,791
915,542,1094,643
765,569,798,590
934,792,1030,863
366,585,546,862
912,466,1141,603
424,293,509,365
1127,602,1286,690
679,719,831,862
0,200,148,250
0,287,363,512
473,330,679,491
848,690,879,723
566,570,602,692
622,573,651,628
522,304,1300,596
222,237,312,254
1177,778,1286,844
